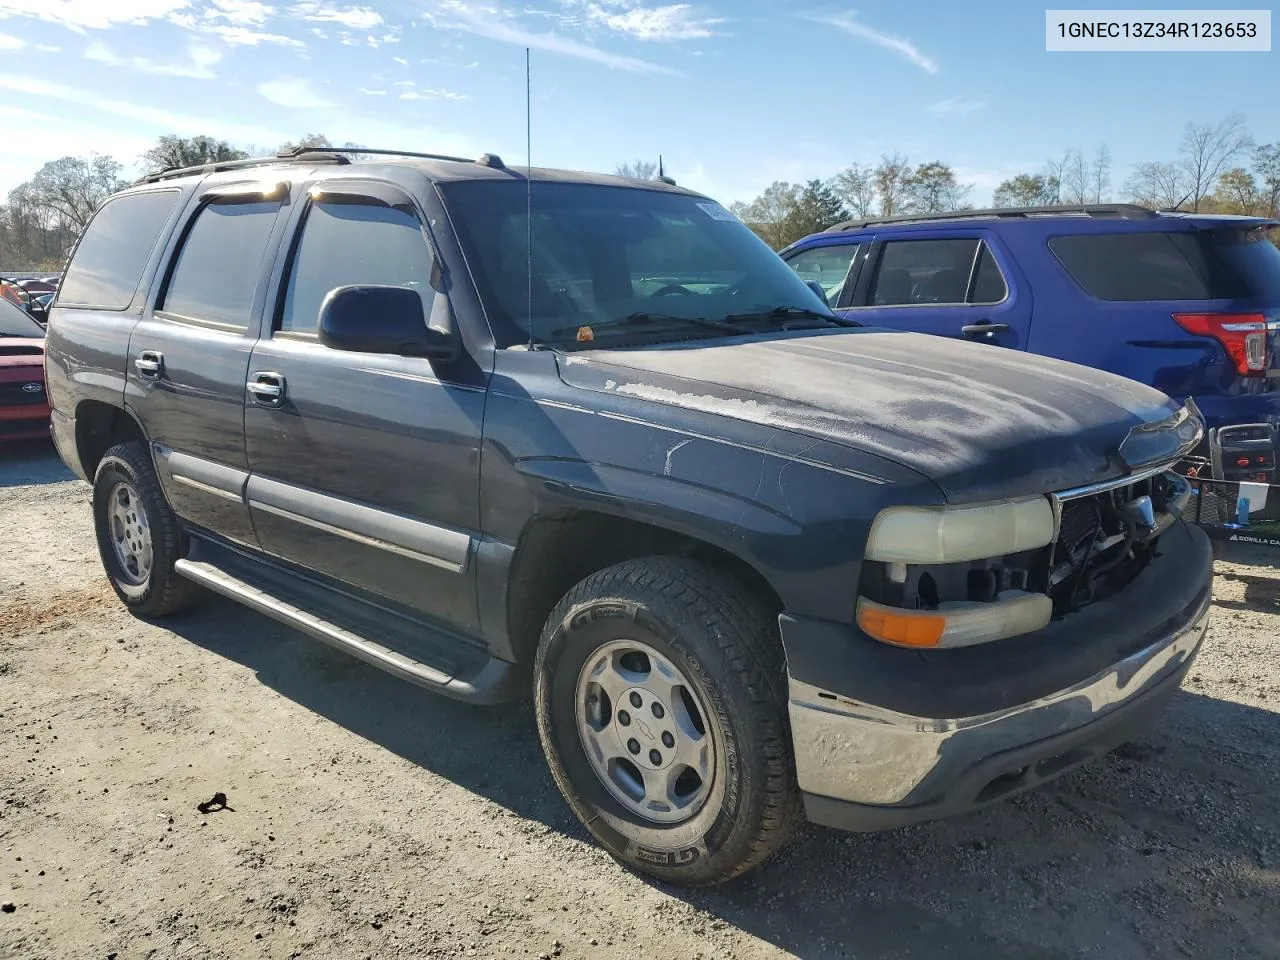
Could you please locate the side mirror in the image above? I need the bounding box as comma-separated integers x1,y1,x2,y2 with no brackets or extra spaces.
805,279,831,308
318,285,459,361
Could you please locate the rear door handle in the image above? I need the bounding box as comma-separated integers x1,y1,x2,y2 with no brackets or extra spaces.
247,372,286,406
961,322,1010,337
135,350,164,379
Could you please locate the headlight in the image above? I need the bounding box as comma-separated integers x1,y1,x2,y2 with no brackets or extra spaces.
865,496,1056,565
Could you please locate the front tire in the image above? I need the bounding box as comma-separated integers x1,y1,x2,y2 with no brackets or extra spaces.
534,557,800,886
93,441,201,618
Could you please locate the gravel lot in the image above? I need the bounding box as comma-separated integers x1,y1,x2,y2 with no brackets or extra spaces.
2,439,1278,960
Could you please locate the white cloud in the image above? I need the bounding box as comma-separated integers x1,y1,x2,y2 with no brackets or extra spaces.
35,43,60,51
0,73,289,146
435,0,677,74
396,82,469,101
85,40,224,78
930,97,985,117
290,1,381,30
391,55,407,65
577,1,723,41
0,32,25,49
258,77,334,108
206,23,304,45
0,0,192,31
207,0,274,26
803,12,937,74
359,87,386,95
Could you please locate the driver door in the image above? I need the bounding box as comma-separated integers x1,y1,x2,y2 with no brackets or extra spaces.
242,178,488,634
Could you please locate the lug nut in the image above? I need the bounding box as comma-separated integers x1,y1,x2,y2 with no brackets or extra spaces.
649,749,662,766
661,732,675,748
651,703,665,719
617,710,631,726
629,692,643,708
627,738,640,755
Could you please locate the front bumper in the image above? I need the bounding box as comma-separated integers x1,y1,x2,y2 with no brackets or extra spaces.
786,521,1212,831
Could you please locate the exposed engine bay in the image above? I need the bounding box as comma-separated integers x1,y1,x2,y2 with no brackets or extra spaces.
861,470,1193,619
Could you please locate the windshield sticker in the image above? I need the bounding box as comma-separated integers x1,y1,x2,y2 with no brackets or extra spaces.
696,202,737,222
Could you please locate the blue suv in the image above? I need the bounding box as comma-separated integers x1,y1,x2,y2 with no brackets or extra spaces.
782,204,1280,544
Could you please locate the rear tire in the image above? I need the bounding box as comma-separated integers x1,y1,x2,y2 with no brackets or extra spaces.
534,557,800,886
93,441,201,618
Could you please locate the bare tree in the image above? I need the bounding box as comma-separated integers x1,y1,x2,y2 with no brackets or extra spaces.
1180,113,1253,212
1091,144,1112,203
1056,149,1090,205
873,153,912,217
1125,161,1185,210
24,155,126,232
833,163,876,218
616,160,658,180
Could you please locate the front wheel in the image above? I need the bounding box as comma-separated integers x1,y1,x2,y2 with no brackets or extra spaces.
534,557,800,886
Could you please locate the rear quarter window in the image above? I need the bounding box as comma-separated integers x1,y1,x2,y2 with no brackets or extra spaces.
1049,228,1280,301
58,190,181,310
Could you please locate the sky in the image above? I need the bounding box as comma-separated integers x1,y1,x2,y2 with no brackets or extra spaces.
0,1,1275,206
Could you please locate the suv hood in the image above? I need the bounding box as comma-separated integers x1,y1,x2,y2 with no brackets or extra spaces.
556,329,1180,502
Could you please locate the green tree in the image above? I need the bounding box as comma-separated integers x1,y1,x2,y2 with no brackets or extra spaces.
141,135,247,173
731,181,801,249
905,161,971,213
1213,167,1261,214
1254,143,1280,217
785,179,850,240
992,173,1055,208
278,133,333,153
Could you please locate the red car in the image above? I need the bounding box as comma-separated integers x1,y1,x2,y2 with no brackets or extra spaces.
0,297,50,442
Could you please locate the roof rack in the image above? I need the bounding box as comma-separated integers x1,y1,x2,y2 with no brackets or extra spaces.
133,146,500,186
825,203,1159,232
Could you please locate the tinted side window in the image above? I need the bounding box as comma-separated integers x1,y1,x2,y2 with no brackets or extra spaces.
280,200,433,334
160,200,282,328
970,244,1008,304
59,190,180,309
870,238,978,305
786,243,859,303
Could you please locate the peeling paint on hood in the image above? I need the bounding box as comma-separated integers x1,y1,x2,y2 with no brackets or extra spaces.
556,329,1181,503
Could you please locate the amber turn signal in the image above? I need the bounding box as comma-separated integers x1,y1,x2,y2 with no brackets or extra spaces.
856,603,946,648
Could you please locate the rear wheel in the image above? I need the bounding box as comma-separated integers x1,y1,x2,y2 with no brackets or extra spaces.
93,441,201,618
534,557,800,886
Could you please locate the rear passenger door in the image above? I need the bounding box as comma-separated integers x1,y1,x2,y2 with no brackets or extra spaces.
242,179,487,634
844,233,1031,349
128,180,291,546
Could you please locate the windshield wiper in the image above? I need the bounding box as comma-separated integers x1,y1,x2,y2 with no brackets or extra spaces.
722,305,860,327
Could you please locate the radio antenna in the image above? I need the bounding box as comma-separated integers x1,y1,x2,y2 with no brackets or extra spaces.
525,46,534,351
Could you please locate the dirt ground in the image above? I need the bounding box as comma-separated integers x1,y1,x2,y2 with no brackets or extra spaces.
1,439,1278,960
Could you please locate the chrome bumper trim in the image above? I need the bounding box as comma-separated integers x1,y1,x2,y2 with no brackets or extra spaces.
788,594,1211,807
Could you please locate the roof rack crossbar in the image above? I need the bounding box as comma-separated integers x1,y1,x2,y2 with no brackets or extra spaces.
825,203,1158,232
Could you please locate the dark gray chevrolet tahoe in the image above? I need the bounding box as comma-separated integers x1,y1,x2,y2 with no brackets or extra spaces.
44,148,1213,886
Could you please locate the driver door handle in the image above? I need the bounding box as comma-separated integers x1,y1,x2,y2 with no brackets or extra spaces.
247,372,286,406
135,350,164,379
961,321,1010,337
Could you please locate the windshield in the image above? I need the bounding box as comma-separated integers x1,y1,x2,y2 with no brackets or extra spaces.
0,297,44,337
440,181,831,346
